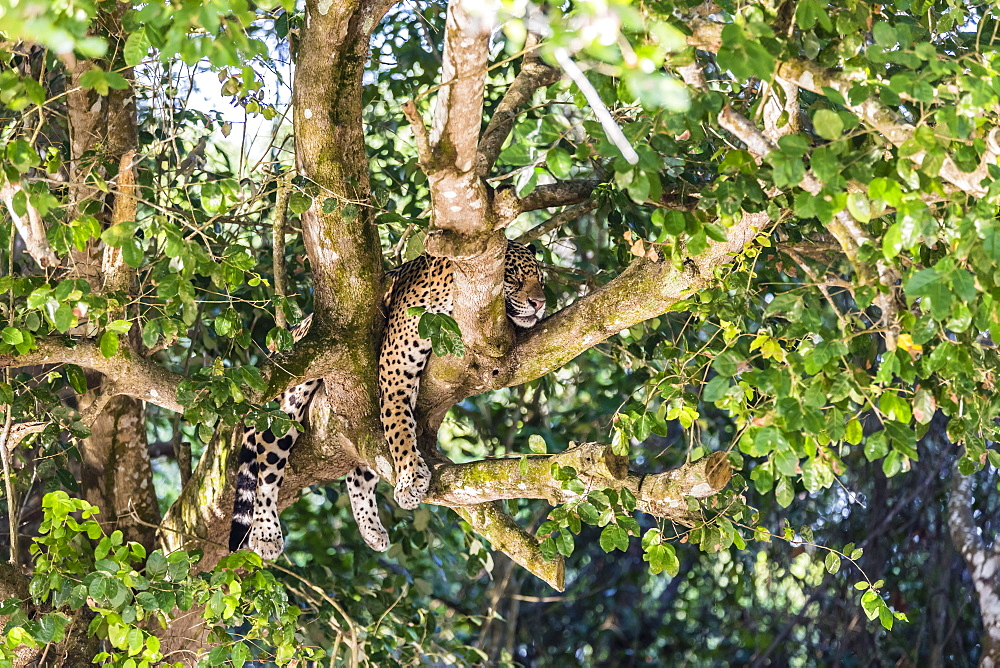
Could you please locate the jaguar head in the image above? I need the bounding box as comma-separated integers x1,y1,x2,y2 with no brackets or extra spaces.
503,241,546,329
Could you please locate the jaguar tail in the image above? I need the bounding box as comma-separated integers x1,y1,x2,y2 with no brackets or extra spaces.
229,429,259,552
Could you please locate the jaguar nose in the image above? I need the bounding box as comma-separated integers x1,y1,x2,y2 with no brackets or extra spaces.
527,297,545,312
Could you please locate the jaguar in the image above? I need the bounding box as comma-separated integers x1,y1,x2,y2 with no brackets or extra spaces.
229,239,545,558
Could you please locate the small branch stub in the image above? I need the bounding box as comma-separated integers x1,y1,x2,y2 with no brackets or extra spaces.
402,100,433,169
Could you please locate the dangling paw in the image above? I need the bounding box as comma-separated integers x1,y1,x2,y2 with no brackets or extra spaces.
346,465,390,551
392,456,431,510
247,527,284,560
247,509,284,560
361,522,390,552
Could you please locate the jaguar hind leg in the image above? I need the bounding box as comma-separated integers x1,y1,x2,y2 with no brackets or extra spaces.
346,464,390,551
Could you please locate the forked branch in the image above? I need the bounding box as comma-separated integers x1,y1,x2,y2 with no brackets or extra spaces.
426,445,732,590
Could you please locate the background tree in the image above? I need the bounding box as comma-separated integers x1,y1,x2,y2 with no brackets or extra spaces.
0,0,1000,665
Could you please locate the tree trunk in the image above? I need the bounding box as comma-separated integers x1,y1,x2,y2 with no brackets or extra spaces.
949,464,1000,667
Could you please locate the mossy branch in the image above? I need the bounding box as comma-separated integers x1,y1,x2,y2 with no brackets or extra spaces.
494,214,760,390
427,444,730,522
423,445,731,590
453,502,565,591
0,338,185,413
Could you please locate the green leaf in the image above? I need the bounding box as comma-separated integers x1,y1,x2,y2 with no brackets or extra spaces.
123,28,151,67
773,448,798,477
146,551,168,579
107,622,128,649
717,24,775,81
231,642,250,666
845,419,863,445
882,222,903,260
825,551,841,574
288,192,312,214
107,320,133,334
415,311,465,358
644,543,680,576
846,192,871,223
547,147,572,179
100,221,137,247
775,476,793,508
7,140,39,173
864,432,888,461
79,66,128,95
528,434,546,454
555,530,575,557
600,524,629,552
1,326,23,345
121,238,144,267
100,331,119,358
538,536,558,560
711,350,741,377
813,109,844,140
879,603,893,630
207,644,229,665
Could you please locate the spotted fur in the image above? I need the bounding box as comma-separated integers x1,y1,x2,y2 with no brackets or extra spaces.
380,239,546,509
229,313,389,559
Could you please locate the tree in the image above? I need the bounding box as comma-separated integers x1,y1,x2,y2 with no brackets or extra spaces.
2,0,1000,665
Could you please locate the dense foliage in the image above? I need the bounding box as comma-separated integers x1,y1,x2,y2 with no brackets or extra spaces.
0,0,999,665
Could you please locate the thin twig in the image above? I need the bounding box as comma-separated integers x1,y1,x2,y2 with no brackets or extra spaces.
272,171,294,330
515,201,598,243
268,560,361,668
0,405,18,564
784,248,850,332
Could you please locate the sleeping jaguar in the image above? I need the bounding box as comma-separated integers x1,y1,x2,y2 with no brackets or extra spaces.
381,240,546,508
229,239,546,558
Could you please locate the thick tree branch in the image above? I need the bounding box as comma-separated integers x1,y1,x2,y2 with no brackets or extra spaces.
516,180,603,216
776,58,998,198
425,446,731,590
0,339,184,413
515,201,598,243
476,32,561,177
271,171,293,330
291,0,393,476
101,150,137,297
162,0,397,593
294,0,388,327
427,445,730,521
401,100,433,169
453,502,565,591
761,77,800,142
949,465,1000,665
490,180,602,230
430,0,497,175
491,213,761,389
686,17,999,199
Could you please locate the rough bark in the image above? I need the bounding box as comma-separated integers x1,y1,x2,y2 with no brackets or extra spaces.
0,338,186,414
476,31,561,177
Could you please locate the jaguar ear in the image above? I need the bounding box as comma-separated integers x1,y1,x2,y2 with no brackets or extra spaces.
529,243,543,257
